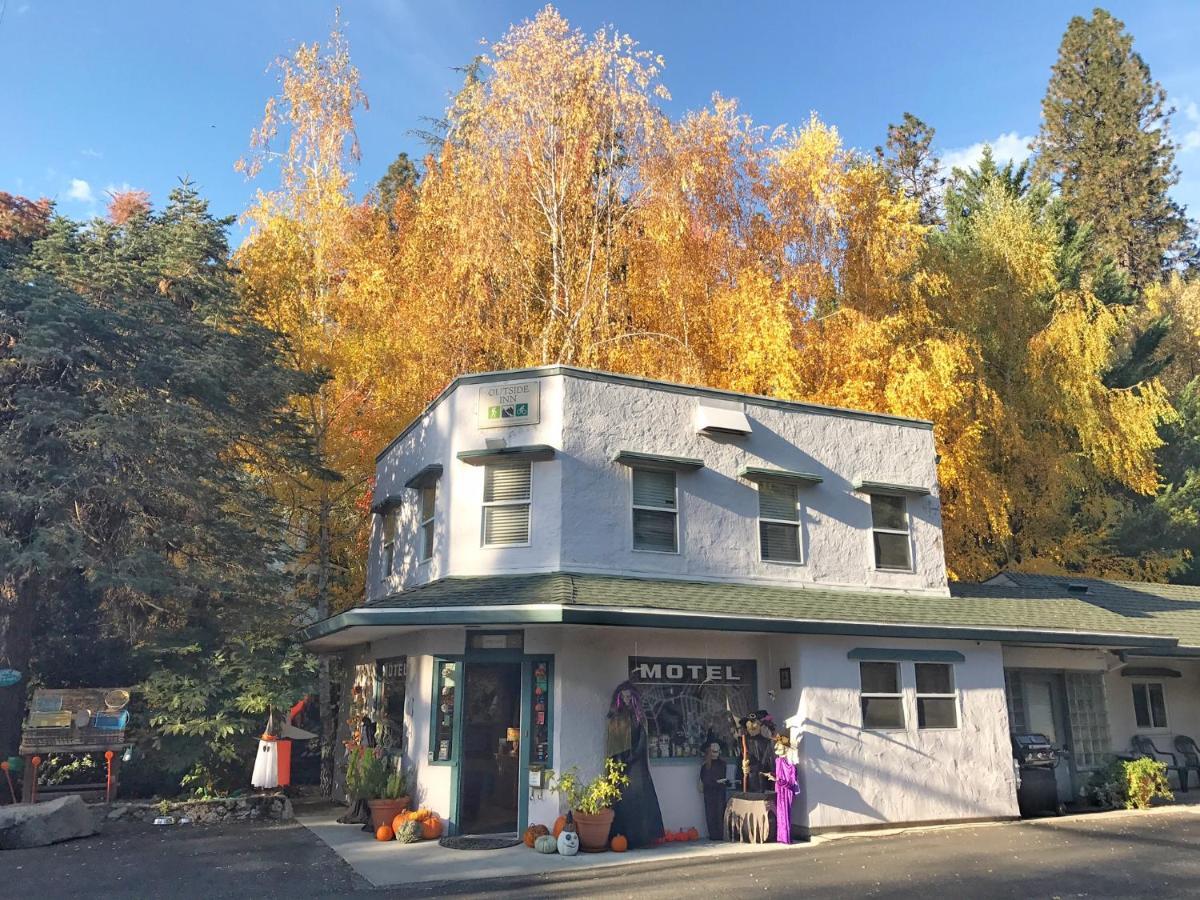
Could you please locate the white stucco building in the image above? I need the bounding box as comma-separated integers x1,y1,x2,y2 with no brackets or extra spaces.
301,366,1200,838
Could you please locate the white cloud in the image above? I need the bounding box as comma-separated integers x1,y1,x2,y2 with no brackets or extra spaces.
1178,100,1200,153
80,147,103,159
66,178,95,203
940,131,1035,176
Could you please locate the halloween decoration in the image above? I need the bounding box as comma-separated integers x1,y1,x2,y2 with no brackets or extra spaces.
251,713,279,789
773,733,798,845
736,711,774,793
557,826,580,856
687,826,700,841
699,738,729,840
524,824,550,848
396,820,422,844
534,834,559,854
421,816,444,840
605,681,665,849
553,814,568,837
610,834,628,852
723,793,776,843
375,824,394,842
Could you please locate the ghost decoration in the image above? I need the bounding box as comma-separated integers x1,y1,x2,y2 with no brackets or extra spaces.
557,828,580,856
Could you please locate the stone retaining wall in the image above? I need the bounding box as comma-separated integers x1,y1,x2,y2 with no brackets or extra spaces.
104,793,293,825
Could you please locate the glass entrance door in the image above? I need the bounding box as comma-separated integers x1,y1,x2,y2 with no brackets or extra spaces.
458,662,522,834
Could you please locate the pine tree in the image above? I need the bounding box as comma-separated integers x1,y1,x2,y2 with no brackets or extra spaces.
1032,8,1191,288
0,185,319,762
876,112,942,225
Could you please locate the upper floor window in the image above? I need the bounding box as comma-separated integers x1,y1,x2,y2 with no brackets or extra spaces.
758,481,801,563
1132,682,1168,730
381,509,399,581
419,485,436,562
870,493,912,571
482,461,531,546
631,468,678,553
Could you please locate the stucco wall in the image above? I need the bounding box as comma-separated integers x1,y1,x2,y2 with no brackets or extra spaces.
369,369,947,599
348,625,1017,836
1001,646,1200,766
559,377,947,594
792,636,1018,831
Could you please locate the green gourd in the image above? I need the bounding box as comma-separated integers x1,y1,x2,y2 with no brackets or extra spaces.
534,834,558,854
396,820,423,844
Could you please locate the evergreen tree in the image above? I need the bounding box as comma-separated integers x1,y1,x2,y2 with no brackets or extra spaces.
376,151,420,225
876,113,942,225
0,184,320,767
1032,8,1192,288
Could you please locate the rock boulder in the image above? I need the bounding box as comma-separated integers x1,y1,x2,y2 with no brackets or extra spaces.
0,795,98,849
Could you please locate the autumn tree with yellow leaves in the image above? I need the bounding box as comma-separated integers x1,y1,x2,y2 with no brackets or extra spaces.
238,6,1194,667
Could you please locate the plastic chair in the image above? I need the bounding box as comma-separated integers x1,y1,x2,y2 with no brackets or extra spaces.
1174,736,1200,790
1132,735,1189,792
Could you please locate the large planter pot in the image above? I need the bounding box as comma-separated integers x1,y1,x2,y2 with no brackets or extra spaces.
367,796,411,830
571,808,615,852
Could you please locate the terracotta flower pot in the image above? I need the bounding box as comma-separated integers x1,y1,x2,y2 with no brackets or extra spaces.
367,796,410,830
571,808,615,852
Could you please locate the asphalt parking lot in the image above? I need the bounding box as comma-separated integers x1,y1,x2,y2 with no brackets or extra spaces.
5,806,1199,898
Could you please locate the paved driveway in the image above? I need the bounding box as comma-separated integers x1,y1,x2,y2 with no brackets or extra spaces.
5,808,1200,898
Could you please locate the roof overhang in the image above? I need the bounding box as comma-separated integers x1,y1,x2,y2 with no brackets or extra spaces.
613,451,705,472
853,478,931,496
739,466,823,486
404,463,443,489
456,444,557,465
299,602,1179,654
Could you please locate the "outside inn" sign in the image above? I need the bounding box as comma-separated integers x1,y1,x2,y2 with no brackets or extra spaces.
477,380,541,429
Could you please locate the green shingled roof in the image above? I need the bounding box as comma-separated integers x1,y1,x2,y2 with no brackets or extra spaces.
299,571,1199,650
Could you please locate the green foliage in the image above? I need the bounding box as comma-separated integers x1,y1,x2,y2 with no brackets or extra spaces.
345,747,387,800
876,112,942,226
1032,8,1192,287
547,759,628,815
383,768,410,800
1087,757,1174,809
0,182,322,787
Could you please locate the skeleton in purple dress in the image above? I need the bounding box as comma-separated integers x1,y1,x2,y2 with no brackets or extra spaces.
771,733,798,844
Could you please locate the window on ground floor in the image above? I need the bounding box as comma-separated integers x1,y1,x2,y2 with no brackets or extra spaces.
629,656,757,759
915,662,957,728
860,661,905,729
429,658,459,763
1132,682,1168,730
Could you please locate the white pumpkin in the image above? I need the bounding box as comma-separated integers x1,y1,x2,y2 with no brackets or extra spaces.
557,829,580,856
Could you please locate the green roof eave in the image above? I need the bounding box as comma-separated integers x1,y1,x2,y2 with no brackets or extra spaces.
853,478,931,496
739,466,823,486
456,445,556,465
613,450,705,471
297,604,566,646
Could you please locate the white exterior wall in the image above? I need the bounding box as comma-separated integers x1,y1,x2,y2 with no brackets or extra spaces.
346,626,1018,835
1001,646,1200,772
369,369,947,600
791,636,1018,831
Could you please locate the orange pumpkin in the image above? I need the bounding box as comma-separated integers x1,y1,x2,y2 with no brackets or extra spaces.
411,808,431,822
391,812,411,832
375,824,394,842
552,815,567,838
687,827,700,841
610,834,628,852
523,824,550,847
421,816,443,840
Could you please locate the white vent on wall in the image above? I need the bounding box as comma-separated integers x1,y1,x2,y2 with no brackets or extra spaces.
696,399,751,436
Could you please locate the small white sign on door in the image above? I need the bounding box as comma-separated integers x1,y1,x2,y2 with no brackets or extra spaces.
478,380,540,429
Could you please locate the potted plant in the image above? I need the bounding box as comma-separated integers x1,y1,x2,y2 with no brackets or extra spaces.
347,748,411,830
548,759,628,851
368,765,411,830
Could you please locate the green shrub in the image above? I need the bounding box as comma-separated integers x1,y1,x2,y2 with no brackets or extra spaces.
1086,757,1173,809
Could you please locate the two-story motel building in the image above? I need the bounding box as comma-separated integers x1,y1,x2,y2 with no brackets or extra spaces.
300,367,1200,837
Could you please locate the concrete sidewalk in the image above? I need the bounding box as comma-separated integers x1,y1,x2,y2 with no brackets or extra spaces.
298,813,804,888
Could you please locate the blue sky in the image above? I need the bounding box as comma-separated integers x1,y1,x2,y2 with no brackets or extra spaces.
6,1,1200,240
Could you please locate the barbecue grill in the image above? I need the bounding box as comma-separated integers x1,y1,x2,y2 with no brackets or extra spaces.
1011,732,1066,817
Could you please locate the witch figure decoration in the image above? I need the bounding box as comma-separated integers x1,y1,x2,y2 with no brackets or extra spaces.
772,732,799,844
605,681,665,848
